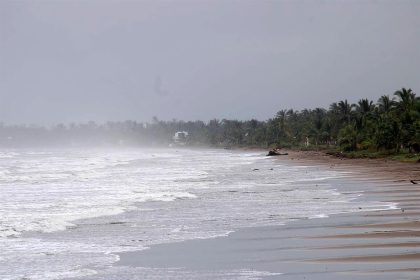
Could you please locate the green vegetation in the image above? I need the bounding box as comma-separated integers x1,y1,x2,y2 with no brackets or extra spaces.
0,88,418,162
183,87,419,160
147,87,419,162
186,87,419,153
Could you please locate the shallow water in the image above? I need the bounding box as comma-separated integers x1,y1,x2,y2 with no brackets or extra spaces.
0,148,394,279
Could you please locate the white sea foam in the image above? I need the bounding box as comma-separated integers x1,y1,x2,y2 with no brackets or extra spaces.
0,149,210,238
0,148,394,280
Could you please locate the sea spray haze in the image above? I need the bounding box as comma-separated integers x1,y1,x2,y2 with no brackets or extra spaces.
0,148,394,279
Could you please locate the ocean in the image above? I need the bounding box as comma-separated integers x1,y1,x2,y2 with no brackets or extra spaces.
0,148,394,279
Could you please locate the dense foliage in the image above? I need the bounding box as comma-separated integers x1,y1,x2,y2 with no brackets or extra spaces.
1,88,419,154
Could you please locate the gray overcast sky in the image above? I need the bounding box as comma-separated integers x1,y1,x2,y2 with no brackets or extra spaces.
0,0,419,125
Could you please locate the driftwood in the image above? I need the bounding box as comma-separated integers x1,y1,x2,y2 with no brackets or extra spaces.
266,149,288,156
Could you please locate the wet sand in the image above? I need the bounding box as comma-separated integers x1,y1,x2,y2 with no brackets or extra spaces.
118,151,420,279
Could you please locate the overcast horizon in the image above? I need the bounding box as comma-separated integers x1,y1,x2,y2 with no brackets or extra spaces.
1,0,419,125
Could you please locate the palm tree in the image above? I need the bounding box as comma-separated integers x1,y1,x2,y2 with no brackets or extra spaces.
311,108,326,147
356,99,374,116
337,100,354,124
275,109,288,145
353,99,374,130
394,88,416,113
377,95,395,114
394,88,418,152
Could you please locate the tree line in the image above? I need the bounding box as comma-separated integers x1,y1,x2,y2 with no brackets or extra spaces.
162,87,419,154
0,88,418,154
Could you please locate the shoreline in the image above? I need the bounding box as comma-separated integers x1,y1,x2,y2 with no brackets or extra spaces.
117,150,420,279
273,149,419,187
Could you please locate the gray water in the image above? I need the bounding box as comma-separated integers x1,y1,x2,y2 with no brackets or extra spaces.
0,148,394,280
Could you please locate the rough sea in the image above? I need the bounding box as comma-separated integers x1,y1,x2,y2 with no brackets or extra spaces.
0,148,395,279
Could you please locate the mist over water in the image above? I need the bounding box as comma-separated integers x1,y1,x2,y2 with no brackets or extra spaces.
0,148,394,279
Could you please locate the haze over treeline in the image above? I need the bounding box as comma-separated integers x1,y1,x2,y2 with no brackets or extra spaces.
1,88,418,156
1,0,420,124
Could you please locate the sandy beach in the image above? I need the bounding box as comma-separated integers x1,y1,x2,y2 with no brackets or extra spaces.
118,151,420,279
